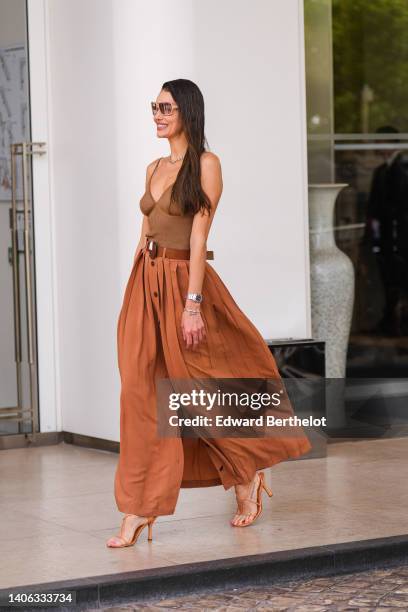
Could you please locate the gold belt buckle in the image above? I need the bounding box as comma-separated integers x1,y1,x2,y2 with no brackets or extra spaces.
147,239,158,259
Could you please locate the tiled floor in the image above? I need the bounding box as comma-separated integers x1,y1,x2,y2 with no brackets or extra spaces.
95,564,408,610
0,438,407,589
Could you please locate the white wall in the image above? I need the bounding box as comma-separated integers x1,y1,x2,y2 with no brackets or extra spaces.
29,0,310,439
112,0,195,290
38,0,120,438
194,0,311,338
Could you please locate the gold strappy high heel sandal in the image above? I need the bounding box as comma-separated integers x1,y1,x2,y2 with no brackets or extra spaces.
231,471,273,528
106,515,157,547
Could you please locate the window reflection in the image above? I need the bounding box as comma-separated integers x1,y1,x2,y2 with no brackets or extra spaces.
306,0,408,376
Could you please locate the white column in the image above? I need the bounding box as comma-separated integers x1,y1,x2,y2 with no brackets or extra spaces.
41,0,120,437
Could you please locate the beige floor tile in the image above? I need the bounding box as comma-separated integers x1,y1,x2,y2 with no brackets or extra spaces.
0,530,174,590
0,505,74,542
0,438,406,589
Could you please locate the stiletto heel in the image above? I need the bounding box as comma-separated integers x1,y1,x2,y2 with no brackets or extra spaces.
261,474,273,498
147,517,156,541
106,515,157,547
231,471,273,528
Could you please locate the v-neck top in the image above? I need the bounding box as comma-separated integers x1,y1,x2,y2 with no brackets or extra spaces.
139,157,195,249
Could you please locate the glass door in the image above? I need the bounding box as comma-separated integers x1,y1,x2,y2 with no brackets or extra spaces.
0,0,42,436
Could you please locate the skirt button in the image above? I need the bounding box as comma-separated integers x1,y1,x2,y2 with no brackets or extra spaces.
151,261,155,266
153,291,158,297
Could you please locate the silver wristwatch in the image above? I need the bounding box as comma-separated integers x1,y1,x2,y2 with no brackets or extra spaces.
186,292,203,303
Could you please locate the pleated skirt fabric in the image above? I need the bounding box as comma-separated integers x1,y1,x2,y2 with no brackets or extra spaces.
114,246,312,516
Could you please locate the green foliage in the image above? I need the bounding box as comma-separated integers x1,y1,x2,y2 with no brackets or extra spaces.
333,0,408,133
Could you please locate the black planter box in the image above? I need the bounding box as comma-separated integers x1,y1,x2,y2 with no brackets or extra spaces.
266,338,326,458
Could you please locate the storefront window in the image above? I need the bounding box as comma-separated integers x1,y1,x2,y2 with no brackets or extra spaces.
305,0,408,377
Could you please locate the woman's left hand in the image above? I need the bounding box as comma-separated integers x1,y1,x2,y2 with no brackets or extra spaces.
181,309,206,349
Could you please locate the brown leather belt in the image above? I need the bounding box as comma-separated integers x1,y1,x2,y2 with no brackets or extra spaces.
145,238,214,260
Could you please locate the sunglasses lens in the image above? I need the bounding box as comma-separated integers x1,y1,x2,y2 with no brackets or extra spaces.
151,102,175,115
161,103,172,115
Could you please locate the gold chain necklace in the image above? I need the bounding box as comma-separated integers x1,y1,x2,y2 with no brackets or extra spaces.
168,153,185,164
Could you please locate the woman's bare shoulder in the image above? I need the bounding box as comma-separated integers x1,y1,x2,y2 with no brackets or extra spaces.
200,150,221,169
200,152,222,186
146,156,161,172
200,151,223,206
144,157,162,183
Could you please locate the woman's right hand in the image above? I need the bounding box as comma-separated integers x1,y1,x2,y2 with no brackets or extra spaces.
181,308,206,349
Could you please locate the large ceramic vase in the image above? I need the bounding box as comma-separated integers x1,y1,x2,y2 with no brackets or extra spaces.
309,183,354,380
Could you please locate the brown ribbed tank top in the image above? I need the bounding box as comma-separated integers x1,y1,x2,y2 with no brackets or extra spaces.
139,157,194,249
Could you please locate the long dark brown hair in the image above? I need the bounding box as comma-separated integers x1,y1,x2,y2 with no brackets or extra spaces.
161,79,212,216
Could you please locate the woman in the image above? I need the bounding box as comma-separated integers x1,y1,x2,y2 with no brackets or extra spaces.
107,79,312,548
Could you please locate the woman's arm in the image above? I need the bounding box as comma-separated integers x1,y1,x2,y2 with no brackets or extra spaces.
133,161,156,263
181,152,223,349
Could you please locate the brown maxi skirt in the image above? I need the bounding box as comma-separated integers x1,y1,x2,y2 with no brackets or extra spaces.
114,246,312,516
